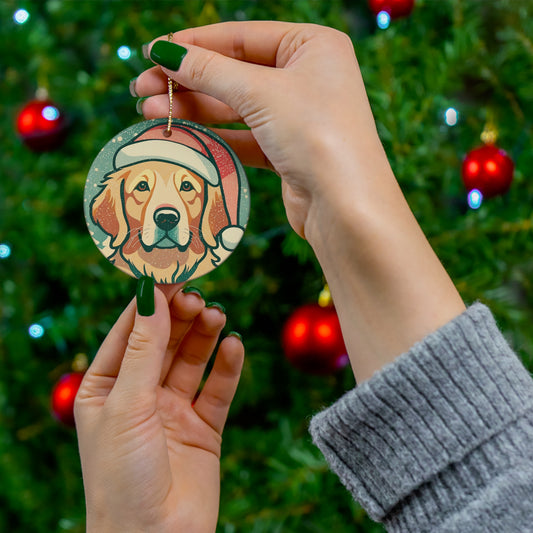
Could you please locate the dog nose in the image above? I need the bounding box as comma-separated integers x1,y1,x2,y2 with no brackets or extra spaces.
154,208,180,231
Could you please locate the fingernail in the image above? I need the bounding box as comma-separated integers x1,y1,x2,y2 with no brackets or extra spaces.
129,77,138,97
142,42,150,59
182,286,204,299
228,331,243,342
150,41,188,71
137,276,155,316
206,302,226,314
136,97,146,115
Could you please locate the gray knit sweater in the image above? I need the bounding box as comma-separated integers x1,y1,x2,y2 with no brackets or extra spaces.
309,303,533,532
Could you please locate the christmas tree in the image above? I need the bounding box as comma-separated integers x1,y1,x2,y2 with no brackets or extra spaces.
2,1,533,531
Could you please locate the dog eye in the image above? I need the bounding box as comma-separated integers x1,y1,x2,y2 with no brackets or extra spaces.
135,181,150,192
180,181,193,192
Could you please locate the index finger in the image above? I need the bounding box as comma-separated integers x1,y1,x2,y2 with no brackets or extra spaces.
154,20,296,67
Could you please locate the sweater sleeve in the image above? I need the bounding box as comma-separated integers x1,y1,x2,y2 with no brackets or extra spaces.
309,303,533,533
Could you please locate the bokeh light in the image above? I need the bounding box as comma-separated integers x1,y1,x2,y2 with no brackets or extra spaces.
467,189,483,210
377,11,391,29
0,243,11,259
42,105,60,121
117,45,132,60
28,323,45,338
444,107,459,126
14,9,30,24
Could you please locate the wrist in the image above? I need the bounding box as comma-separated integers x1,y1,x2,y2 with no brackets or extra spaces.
303,138,397,255
301,144,465,382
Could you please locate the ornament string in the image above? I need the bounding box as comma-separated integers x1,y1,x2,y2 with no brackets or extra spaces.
163,32,177,137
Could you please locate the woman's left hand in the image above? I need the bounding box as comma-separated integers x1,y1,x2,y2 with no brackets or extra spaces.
75,285,244,533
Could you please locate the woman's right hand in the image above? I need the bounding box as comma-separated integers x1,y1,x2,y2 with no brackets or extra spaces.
134,21,465,383
133,21,389,241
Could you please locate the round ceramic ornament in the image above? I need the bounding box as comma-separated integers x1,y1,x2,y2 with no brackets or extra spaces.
84,118,250,284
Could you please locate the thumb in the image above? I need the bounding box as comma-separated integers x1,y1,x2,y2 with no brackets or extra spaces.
113,279,171,396
148,40,265,119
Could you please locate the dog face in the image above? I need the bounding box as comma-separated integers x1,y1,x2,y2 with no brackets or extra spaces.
91,160,230,283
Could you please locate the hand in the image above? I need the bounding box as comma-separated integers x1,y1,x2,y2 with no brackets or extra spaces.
134,21,383,240
75,286,244,533
134,21,465,383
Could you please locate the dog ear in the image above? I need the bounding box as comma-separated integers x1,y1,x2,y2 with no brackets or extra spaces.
201,185,231,248
91,170,130,248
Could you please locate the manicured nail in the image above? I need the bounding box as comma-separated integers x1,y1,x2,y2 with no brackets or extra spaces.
136,276,155,316
228,331,243,342
150,41,188,71
129,77,138,97
206,302,226,314
142,42,150,59
136,98,146,115
183,286,204,299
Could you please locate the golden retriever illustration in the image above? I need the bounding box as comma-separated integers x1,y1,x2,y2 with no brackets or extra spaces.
90,158,243,283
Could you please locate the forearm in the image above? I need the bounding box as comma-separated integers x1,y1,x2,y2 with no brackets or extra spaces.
309,303,533,531
304,139,465,383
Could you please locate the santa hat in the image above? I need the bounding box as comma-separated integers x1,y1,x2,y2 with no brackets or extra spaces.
114,123,220,185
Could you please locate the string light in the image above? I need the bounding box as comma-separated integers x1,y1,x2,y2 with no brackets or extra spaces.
13,9,30,24
0,243,11,259
376,11,391,29
42,105,60,121
28,323,45,339
444,107,459,126
117,45,132,60
467,189,483,210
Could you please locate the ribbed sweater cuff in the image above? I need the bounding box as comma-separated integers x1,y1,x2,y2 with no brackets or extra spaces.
309,303,533,528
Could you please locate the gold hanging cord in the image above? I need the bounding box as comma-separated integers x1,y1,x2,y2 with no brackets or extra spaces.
163,33,177,137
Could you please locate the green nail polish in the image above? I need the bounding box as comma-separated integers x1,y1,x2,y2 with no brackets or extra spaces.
182,286,204,299
206,302,226,314
136,97,146,115
150,41,188,71
129,77,138,97
228,331,243,342
137,276,155,316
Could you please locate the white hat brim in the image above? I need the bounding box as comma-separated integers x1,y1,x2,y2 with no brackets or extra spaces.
115,139,219,186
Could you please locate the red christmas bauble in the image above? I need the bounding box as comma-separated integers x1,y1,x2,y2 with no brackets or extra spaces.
282,303,348,375
368,0,415,18
51,372,84,426
462,144,514,198
16,99,67,151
